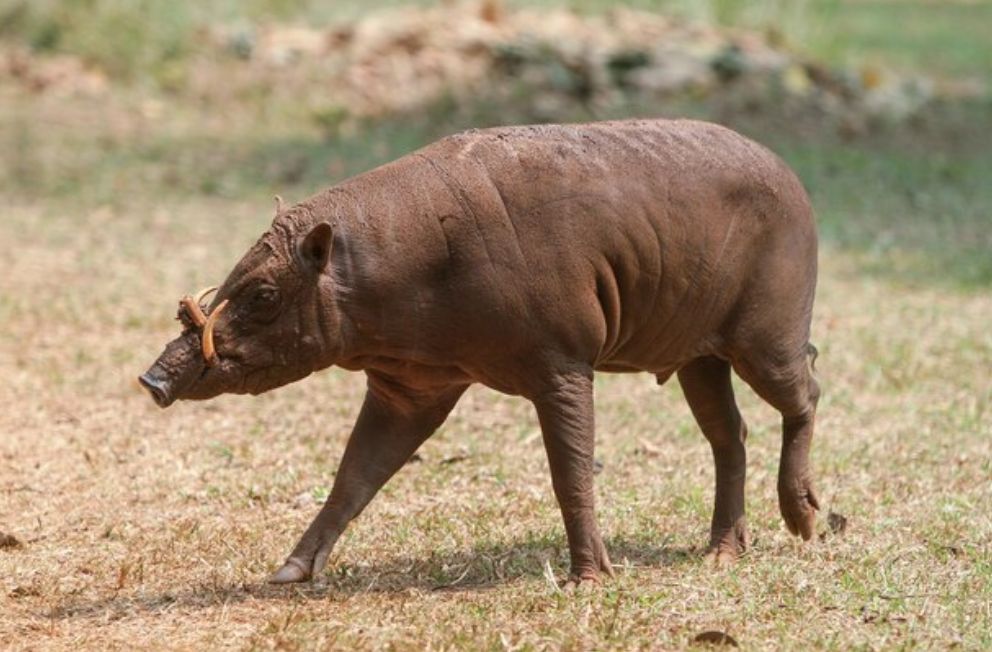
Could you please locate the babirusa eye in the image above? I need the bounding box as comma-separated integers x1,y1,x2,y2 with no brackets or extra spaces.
250,285,282,323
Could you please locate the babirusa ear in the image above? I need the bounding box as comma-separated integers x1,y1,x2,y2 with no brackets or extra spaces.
300,222,334,273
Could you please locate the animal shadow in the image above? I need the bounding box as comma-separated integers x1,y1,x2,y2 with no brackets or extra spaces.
47,533,696,620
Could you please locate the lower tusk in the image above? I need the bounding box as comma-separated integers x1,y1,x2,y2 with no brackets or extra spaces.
179,296,208,328
194,286,219,305
202,299,229,367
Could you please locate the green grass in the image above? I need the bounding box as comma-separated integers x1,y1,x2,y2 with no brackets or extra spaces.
766,101,992,287
796,0,992,82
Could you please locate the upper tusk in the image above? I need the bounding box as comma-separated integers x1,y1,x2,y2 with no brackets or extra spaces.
179,295,208,328
202,299,229,368
194,286,219,306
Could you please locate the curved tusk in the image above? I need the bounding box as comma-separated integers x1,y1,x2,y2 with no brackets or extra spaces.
194,285,219,306
202,299,229,367
274,195,285,215
179,295,208,328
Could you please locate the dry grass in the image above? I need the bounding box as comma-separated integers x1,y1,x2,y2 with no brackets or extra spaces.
1,170,990,651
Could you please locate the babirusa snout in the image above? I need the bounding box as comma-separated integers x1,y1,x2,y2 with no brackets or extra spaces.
138,372,174,408
138,327,208,408
138,288,227,408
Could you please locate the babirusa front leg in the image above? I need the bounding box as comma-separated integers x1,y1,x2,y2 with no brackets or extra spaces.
269,381,466,584
533,370,613,588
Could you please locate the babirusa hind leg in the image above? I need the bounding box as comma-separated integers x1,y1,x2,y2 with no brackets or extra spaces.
735,347,821,541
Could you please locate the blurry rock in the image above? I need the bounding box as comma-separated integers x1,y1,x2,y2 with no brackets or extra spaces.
859,63,886,91
630,49,712,94
781,64,813,96
711,44,747,82
258,26,329,66
606,49,651,88
195,2,938,126
3,49,108,96
18,1,930,125
479,0,503,24
862,76,934,120
225,24,256,60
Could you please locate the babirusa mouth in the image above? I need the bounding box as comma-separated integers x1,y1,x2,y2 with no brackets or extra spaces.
140,286,226,408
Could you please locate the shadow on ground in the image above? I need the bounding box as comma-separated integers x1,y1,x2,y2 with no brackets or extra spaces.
46,534,698,620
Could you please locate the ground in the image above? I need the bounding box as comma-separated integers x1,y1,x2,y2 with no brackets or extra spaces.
1,1,991,650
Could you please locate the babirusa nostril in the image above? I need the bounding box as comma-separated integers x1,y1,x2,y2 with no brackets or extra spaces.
138,373,172,408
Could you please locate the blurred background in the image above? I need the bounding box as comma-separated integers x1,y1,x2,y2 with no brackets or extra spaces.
1,0,989,285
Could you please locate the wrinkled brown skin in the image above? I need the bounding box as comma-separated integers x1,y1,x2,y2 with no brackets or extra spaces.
140,119,820,587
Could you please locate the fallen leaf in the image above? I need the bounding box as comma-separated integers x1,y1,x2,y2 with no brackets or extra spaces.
638,437,664,457
8,585,39,598
0,532,23,549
